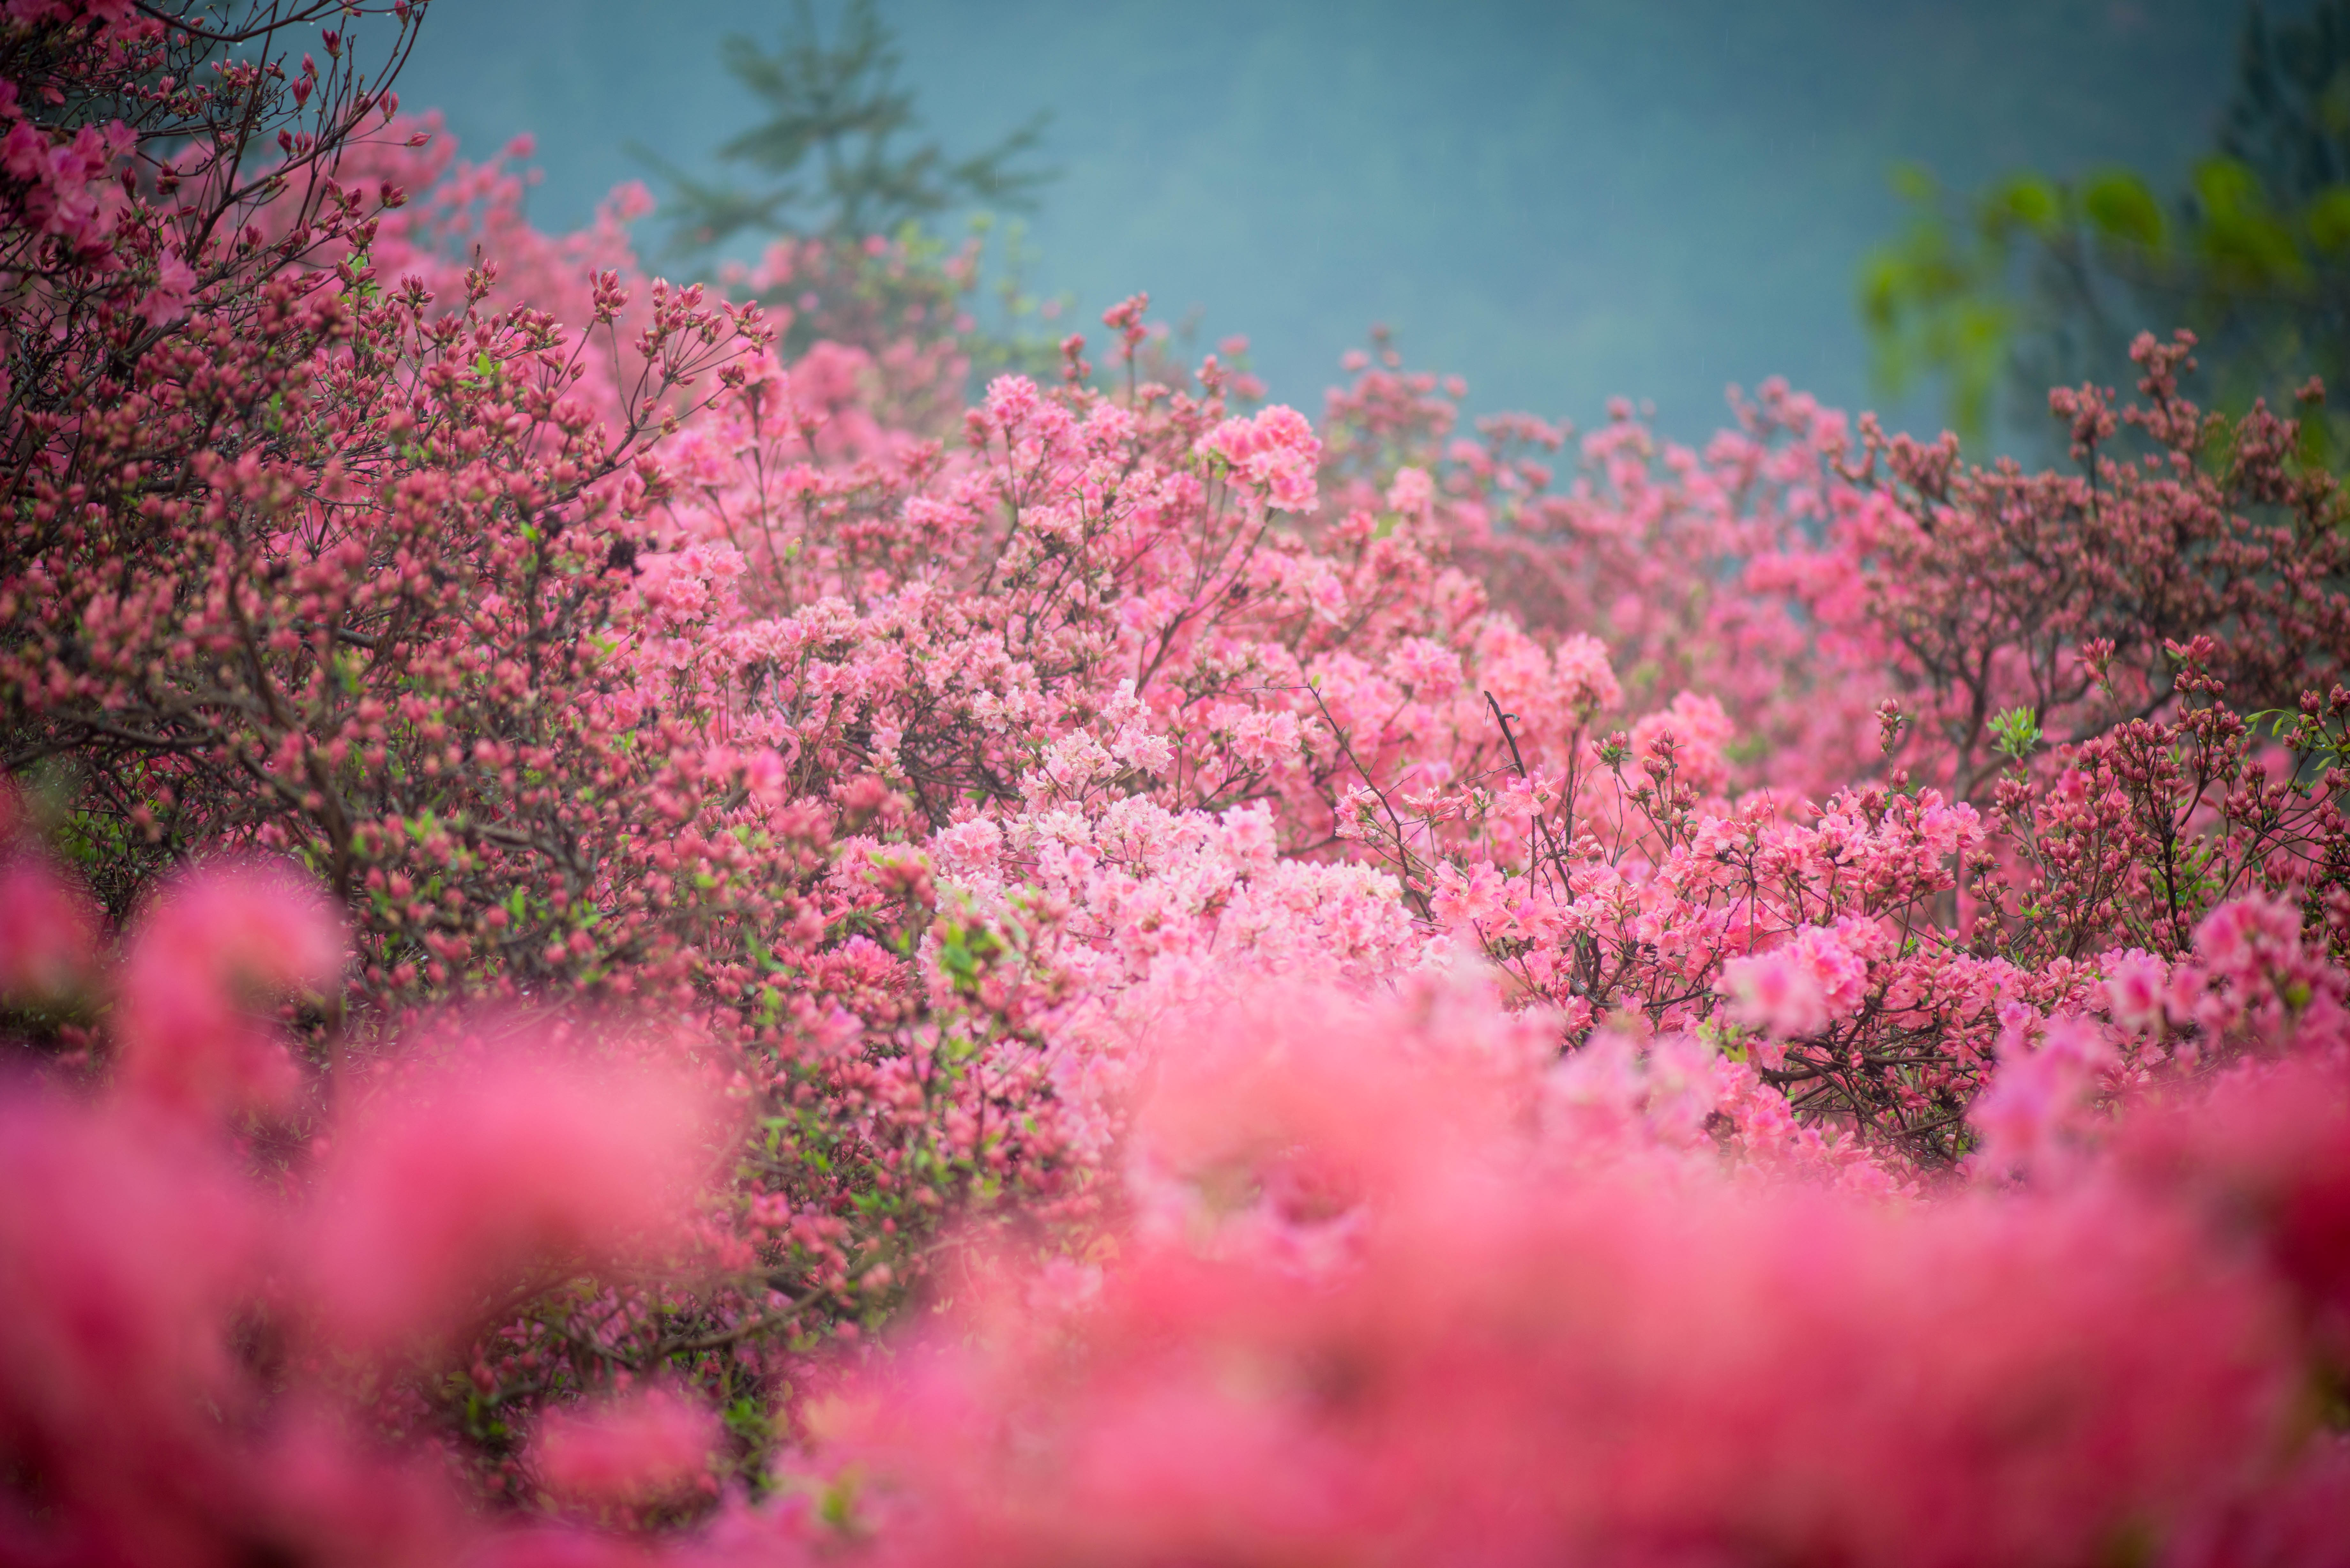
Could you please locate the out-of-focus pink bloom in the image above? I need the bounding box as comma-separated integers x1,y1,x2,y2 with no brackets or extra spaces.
1725,945,1830,1037
1630,690,1734,794
1384,635,1461,699
1125,983,1539,1263
533,1385,718,1506
2105,948,2169,1033
0,855,100,1002
2121,1056,2350,1362
137,246,195,326
0,1094,263,1557
1797,921,1872,1016
1384,465,1434,518
1553,632,1622,719
1970,1016,2118,1182
307,1044,720,1351
1725,922,1872,1040
2168,1435,2350,1568
605,178,655,224
1540,1026,1725,1158
2196,894,2306,975
1,119,47,181
113,861,344,1121
742,745,788,803
830,1027,2291,1568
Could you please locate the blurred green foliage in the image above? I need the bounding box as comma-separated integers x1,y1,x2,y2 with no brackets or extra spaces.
1860,0,2350,461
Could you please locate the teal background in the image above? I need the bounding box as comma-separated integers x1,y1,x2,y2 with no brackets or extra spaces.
391,0,2251,441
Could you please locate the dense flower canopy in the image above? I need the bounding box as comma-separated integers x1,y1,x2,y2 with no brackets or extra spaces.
4,5,2350,1565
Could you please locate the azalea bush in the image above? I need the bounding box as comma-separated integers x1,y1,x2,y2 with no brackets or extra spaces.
5,4,2350,1564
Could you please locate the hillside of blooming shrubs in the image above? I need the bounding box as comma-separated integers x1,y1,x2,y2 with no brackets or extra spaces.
6,4,2350,1564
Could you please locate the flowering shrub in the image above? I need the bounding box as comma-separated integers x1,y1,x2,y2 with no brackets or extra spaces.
6,4,2350,1562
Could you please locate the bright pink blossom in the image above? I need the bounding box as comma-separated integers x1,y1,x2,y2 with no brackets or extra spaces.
113,862,344,1121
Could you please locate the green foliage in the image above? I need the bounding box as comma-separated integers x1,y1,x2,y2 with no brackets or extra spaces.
1858,1,2350,456
1858,163,2020,444
1990,706,2041,766
2081,171,2165,251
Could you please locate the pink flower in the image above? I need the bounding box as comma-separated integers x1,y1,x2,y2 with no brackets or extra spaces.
0,1094,268,1552
307,1042,720,1351
137,247,195,327
933,816,1004,878
1217,803,1279,877
1430,859,1506,931
1198,405,1321,513
1792,920,1871,1017
1723,946,1830,1038
1630,690,1735,794
1970,1017,2118,1182
0,856,99,1002
1724,923,1869,1039
2121,1056,2350,1361
113,862,344,1122
1385,465,1434,517
2,119,46,180
742,745,789,802
2104,948,2169,1033
983,373,1040,433
1385,636,1462,699
1552,634,1622,720
840,1015,2286,1568
533,1385,717,1505
2195,894,2303,975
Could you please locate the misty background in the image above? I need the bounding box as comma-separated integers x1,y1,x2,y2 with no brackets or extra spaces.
392,0,2251,441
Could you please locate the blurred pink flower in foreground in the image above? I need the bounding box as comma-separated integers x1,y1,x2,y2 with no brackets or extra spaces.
307,1042,722,1352
0,854,98,1003
534,1385,720,1507
113,862,344,1121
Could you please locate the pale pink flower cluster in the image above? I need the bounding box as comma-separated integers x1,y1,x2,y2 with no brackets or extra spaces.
1724,918,1874,1040
1552,631,1622,718
1196,404,1322,512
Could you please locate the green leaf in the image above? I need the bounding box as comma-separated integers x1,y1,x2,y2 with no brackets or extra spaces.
1887,161,1938,206
2081,170,2165,251
1990,706,2042,763
2304,185,2350,256
2192,157,2264,220
1987,174,2061,237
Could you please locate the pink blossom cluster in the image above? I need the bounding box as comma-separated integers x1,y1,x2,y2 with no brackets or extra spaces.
799,980,2349,1568
10,831,2350,1564
0,841,726,1560
6,4,2350,1559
